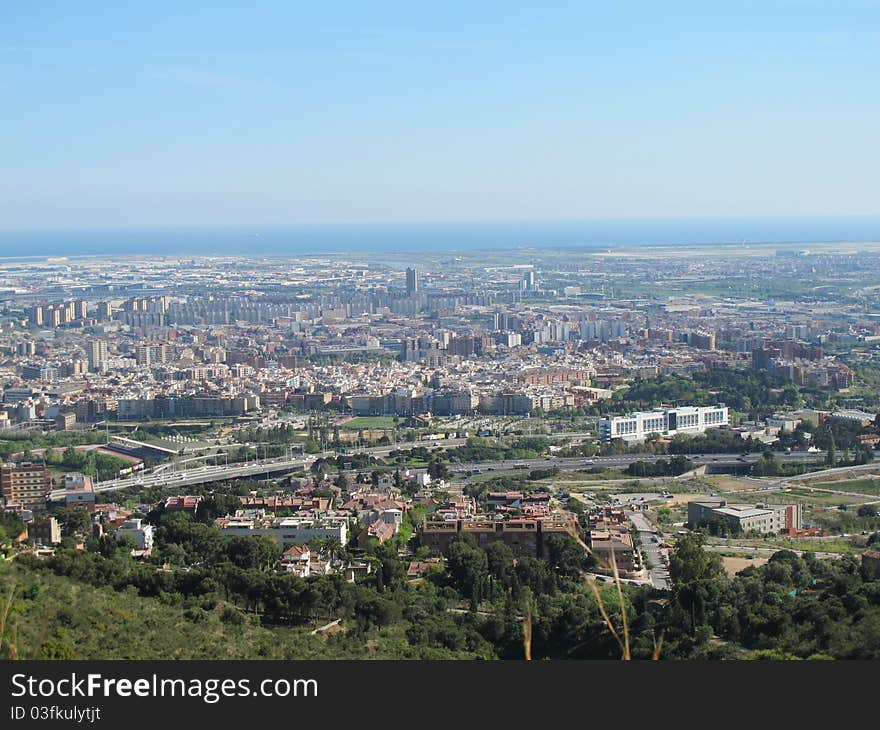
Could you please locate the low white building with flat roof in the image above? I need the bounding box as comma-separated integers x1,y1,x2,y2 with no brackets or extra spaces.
217,509,348,547
598,405,728,443
115,518,155,551
63,472,96,508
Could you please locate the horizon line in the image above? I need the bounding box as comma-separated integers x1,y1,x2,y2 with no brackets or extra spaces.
4,212,880,235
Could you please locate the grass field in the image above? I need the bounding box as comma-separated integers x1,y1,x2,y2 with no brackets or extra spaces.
794,467,880,484
732,489,866,507
339,416,399,430
809,478,880,496
721,556,769,577
693,475,765,492
538,469,631,483
721,538,865,555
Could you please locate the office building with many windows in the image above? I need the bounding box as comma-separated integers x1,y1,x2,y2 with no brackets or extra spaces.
598,405,729,444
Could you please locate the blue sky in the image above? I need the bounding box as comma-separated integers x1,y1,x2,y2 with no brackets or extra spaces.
2,1,879,229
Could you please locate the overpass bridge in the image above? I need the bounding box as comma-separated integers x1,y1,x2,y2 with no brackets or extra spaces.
48,442,827,502
48,438,470,501
49,454,324,501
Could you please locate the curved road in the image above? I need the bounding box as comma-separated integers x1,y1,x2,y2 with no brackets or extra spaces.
50,445,827,501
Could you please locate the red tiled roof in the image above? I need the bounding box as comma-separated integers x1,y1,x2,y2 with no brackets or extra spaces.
282,544,310,557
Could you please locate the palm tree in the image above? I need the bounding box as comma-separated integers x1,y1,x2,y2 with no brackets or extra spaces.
324,537,342,563
308,535,326,557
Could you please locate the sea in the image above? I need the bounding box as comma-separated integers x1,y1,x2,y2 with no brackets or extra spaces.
1,216,880,259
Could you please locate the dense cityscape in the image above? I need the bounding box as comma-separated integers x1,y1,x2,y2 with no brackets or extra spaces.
2,242,880,659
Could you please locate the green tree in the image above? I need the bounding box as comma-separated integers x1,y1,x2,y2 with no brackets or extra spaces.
669,533,724,585
227,536,280,571
53,507,92,537
485,541,515,589
447,536,489,609
544,533,592,576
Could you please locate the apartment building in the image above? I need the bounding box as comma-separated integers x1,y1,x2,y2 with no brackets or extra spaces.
216,510,348,547
0,461,51,510
589,528,640,576
420,513,579,559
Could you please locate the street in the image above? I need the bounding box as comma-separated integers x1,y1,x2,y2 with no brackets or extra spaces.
629,511,672,590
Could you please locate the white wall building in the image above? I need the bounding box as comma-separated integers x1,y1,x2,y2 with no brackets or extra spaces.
115,518,155,551
218,511,348,547
598,405,729,444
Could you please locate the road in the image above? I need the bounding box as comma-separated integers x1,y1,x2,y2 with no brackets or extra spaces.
51,456,321,500
49,443,827,501
629,511,672,590
453,450,825,476
703,543,848,561
48,439,469,500
749,476,880,504
792,461,880,482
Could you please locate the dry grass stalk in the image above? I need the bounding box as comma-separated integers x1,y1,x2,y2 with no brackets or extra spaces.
610,550,631,660
581,524,654,660
652,629,665,660
523,604,532,660
573,533,594,557
586,549,631,660
587,579,624,655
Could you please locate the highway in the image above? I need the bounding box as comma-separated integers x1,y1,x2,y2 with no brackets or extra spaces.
50,443,827,501
48,439,468,501
452,450,826,475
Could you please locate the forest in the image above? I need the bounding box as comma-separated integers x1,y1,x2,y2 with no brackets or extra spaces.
4,514,880,660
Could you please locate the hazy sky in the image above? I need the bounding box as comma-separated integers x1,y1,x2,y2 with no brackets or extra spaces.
2,1,879,229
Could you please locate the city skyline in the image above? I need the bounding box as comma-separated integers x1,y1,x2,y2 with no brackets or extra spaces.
2,230,880,664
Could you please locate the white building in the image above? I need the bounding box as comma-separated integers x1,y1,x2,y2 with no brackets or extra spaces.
766,415,801,432
280,544,311,577
831,409,875,424
64,472,96,507
115,518,155,551
412,471,431,487
217,510,348,547
598,405,729,444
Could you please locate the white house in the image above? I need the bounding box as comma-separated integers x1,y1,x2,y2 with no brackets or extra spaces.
115,518,154,551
